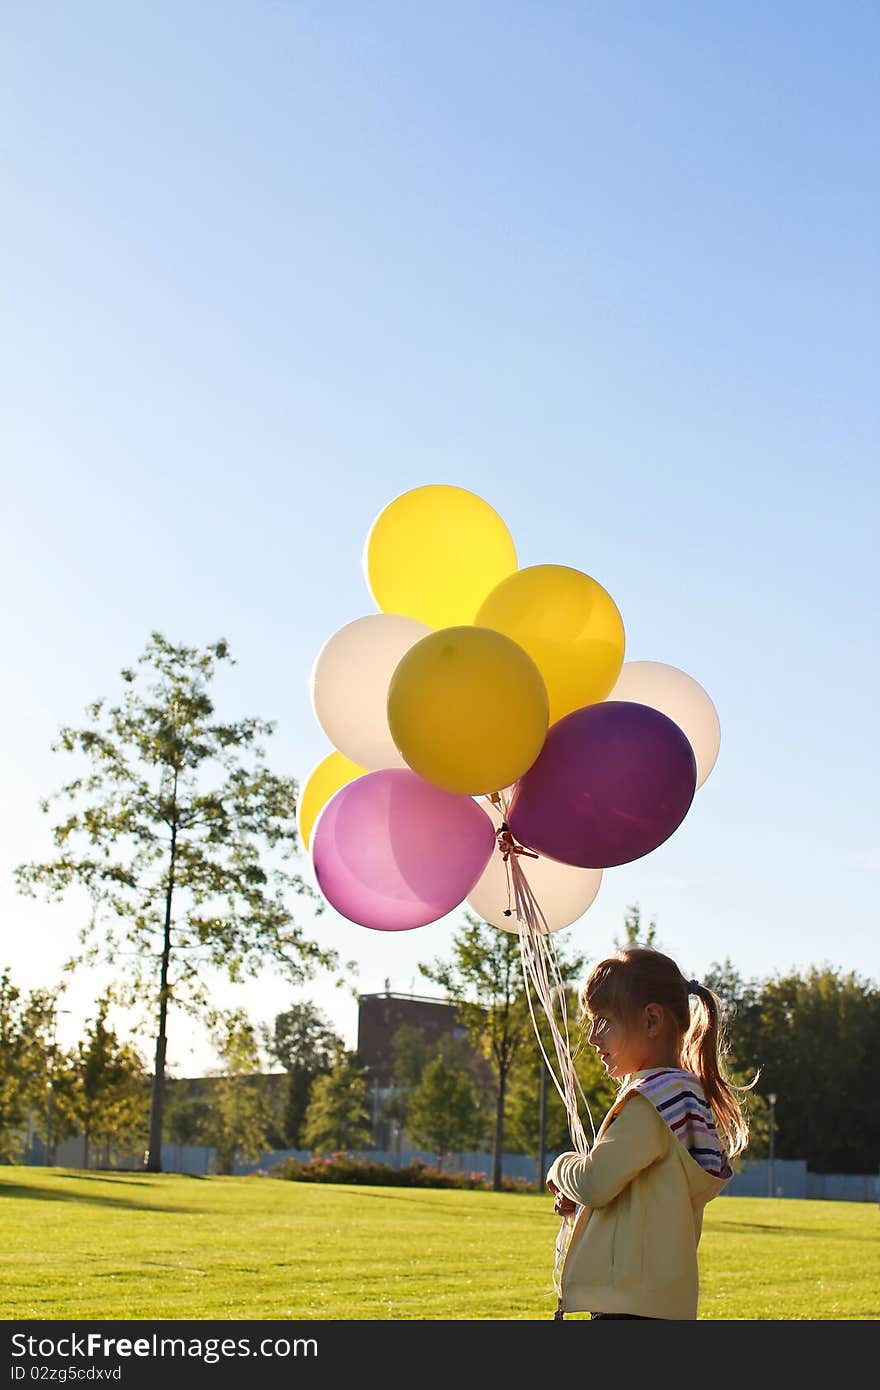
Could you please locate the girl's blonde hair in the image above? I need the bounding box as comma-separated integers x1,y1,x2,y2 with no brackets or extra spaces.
581,946,754,1157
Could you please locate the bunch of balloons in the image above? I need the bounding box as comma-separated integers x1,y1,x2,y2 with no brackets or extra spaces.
300,484,720,937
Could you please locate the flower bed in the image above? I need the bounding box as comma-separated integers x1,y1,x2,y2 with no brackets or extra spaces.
272,1151,533,1191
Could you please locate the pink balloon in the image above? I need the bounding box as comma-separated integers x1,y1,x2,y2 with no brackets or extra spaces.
311,768,496,931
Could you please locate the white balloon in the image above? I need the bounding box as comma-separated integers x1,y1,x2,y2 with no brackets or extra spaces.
467,799,602,932
310,613,432,770
606,660,721,790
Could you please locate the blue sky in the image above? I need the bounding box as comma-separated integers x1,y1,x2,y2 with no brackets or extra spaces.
3,2,877,1075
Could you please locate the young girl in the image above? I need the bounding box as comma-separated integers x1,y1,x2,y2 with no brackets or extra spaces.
546,946,752,1320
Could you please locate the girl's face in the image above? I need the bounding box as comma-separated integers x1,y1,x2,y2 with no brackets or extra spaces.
587,1010,646,1079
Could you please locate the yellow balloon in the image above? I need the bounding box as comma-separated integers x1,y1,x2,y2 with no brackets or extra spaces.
297,751,366,851
363,484,518,628
475,564,625,723
387,626,549,795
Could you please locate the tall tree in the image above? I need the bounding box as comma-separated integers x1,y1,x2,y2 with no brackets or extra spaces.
264,1002,342,1148
419,913,587,1191
301,1052,372,1154
15,633,337,1171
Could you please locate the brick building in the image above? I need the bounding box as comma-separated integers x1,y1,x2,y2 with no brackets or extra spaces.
356,988,489,1147
357,990,473,1085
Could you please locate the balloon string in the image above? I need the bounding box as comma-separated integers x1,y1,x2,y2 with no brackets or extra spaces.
489,794,595,1159
486,793,596,1302
511,860,594,1158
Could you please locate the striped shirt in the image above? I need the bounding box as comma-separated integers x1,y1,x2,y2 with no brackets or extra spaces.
631,1068,732,1180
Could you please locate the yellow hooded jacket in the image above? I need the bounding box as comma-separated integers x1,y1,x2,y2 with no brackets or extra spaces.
546,1071,731,1320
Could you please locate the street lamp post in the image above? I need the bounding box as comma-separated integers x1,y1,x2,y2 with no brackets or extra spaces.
768,1092,777,1198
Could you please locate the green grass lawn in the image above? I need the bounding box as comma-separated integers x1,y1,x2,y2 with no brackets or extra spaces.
1,1166,877,1320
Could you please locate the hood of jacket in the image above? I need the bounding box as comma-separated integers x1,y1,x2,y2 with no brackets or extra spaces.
605,1069,732,1196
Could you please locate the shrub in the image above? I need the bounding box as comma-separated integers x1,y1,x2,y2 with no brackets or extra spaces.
271,1152,532,1192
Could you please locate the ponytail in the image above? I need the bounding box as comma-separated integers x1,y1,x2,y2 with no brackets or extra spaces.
682,980,754,1158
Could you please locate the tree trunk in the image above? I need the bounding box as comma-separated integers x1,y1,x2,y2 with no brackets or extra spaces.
144,815,177,1173
144,959,170,1172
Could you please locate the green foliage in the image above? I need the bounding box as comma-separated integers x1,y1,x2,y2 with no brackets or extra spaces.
383,1023,486,1139
615,902,660,949
266,1001,342,1072
162,1081,212,1147
740,966,880,1173
406,1056,484,1166
15,632,337,1170
275,1070,312,1150
263,1001,342,1147
389,1022,436,1092
301,1052,372,1154
701,959,880,1171
69,996,149,1167
42,1050,80,1161
199,1011,275,1175
0,970,60,1163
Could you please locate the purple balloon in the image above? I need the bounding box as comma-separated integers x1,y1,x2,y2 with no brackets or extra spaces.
312,768,496,931
508,702,697,869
